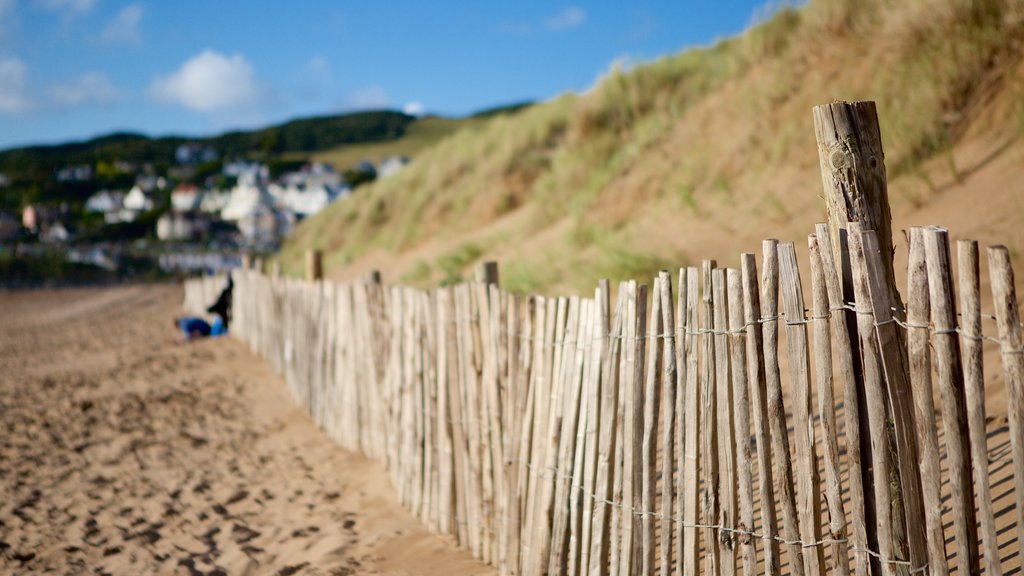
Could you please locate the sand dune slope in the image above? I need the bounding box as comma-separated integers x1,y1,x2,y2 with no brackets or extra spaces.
0,285,493,576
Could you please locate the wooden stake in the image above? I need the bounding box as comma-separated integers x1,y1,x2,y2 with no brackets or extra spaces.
713,268,737,576
700,260,721,576
658,271,678,576
727,268,756,576
740,254,779,576
814,223,870,576
904,229,948,576
680,268,701,576
807,235,851,576
957,239,1000,576
777,243,826,576
848,224,901,576
642,278,664,576
589,286,626,576
761,240,805,576
923,226,980,575
305,249,322,282
986,245,1024,560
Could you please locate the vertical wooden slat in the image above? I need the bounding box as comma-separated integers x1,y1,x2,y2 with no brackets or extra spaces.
509,295,535,576
847,224,900,576
572,287,605,576
813,223,870,576
807,235,852,576
621,283,648,576
957,239,1001,576
777,242,826,576
922,226,980,575
860,229,929,574
530,297,573,575
713,268,738,576
579,281,610,576
658,271,678,576
740,253,779,576
613,283,635,576
522,296,550,574
727,268,756,576
642,277,664,576
701,260,721,576
681,268,701,576
672,269,689,576
986,245,1024,559
761,240,805,576
589,286,626,576
436,289,455,537
549,298,589,575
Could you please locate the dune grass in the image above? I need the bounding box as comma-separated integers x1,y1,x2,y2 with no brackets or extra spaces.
278,0,1024,293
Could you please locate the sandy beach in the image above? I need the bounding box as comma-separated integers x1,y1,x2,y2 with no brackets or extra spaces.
0,284,494,575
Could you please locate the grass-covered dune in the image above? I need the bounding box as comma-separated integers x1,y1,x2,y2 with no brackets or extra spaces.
279,0,1024,294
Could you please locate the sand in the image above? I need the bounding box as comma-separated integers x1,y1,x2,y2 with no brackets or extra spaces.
0,284,494,575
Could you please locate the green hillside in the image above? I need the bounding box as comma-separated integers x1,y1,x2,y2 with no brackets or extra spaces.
278,0,1024,294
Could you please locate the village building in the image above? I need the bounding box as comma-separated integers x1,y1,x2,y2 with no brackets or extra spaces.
157,212,210,242
281,182,348,218
84,190,125,214
171,184,203,212
221,179,276,222
199,190,230,214
39,221,73,244
118,185,155,222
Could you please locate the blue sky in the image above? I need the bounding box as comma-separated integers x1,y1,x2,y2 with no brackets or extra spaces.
0,0,770,150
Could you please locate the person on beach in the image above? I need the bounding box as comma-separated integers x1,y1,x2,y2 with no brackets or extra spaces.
206,274,233,332
176,275,233,342
175,315,212,342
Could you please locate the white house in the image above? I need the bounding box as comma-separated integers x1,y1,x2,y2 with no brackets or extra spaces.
85,190,124,214
199,190,230,214
281,182,348,218
221,181,275,222
171,184,202,212
40,221,72,243
123,185,154,212
281,162,342,189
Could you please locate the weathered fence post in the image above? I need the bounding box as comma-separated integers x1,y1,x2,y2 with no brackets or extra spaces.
475,261,500,286
306,249,323,282
812,100,916,574
241,252,253,270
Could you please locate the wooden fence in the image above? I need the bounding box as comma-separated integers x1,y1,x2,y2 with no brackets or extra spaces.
183,101,1023,575
184,222,1024,576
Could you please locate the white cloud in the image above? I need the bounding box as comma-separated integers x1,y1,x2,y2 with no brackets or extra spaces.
49,72,118,106
0,56,32,113
403,101,425,117
342,86,391,111
100,3,142,45
544,7,585,31
149,49,263,112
